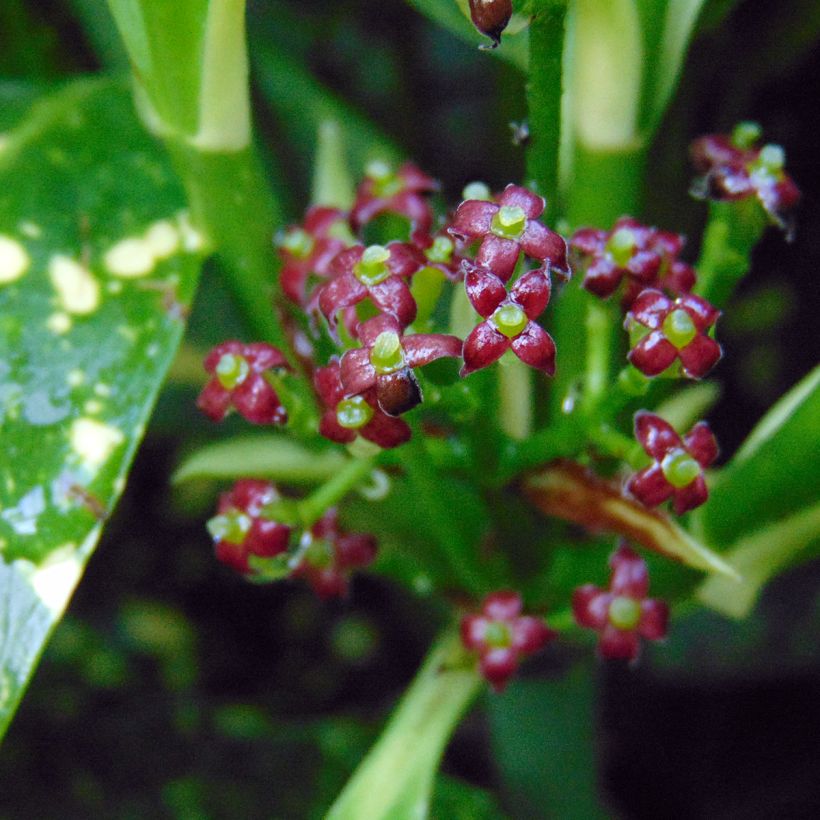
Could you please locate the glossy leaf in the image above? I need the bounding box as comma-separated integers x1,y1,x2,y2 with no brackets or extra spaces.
0,78,203,738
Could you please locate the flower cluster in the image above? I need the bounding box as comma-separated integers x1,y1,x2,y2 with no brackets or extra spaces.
690,122,800,232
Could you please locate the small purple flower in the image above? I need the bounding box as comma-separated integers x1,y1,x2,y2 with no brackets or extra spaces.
573,544,669,661
461,590,556,692
276,206,352,306
460,261,556,377
339,314,462,416
207,480,292,574
317,242,424,332
690,124,801,232
627,412,718,515
351,161,438,245
314,358,411,449
570,217,688,305
291,508,377,599
625,289,722,379
449,184,568,281
197,341,289,424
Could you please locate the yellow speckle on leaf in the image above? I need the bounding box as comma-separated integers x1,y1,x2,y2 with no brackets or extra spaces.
176,210,206,252
104,237,155,278
19,221,42,239
145,220,180,258
0,235,30,284
70,418,124,467
49,255,101,315
94,383,111,397
15,544,82,616
46,312,72,334
67,369,85,387
84,399,103,414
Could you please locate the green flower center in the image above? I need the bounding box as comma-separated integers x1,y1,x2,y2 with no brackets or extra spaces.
608,596,641,630
354,245,392,286
606,227,637,267
370,331,405,375
215,353,250,390
425,236,454,264
279,228,313,259
731,121,762,150
305,538,334,569
490,205,527,240
207,509,251,545
484,621,512,648
491,303,528,338
336,396,375,430
366,159,403,197
661,448,701,488
462,181,492,201
753,144,785,175
662,309,697,349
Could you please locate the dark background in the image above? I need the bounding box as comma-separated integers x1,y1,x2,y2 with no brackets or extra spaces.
1,1,819,817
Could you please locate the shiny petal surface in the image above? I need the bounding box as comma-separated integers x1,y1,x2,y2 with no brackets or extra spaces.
634,412,682,459
598,625,640,661
368,276,417,327
672,474,709,515
629,289,672,328
361,411,412,449
627,464,674,508
521,222,568,271
318,272,367,324
339,348,377,396
572,585,611,630
482,590,523,621
196,379,232,422
639,600,670,640
497,184,544,218
628,331,678,376
450,199,497,239
511,268,551,318
461,322,509,376
684,421,719,467
232,375,287,424
477,235,521,281
402,332,463,368
679,335,722,378
610,546,650,598
464,262,507,317
511,323,556,375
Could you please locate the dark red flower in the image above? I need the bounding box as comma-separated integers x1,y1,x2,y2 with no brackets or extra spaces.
570,217,688,305
276,206,353,305
317,242,425,332
690,123,801,232
290,508,377,599
339,314,462,416
207,480,292,574
627,412,718,515
314,358,411,449
460,261,556,377
351,161,438,245
625,289,721,379
461,590,556,691
449,184,568,281
197,341,289,424
573,544,669,661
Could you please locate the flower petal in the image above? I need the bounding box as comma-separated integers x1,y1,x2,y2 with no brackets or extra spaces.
684,422,719,467
639,599,669,640
498,184,544,219
598,624,640,661
582,257,621,299
511,323,556,375
521,222,568,271
511,267,551,319
368,276,418,328
461,322,509,376
450,200,497,239
357,313,403,346
361,411,412,448
510,616,555,653
402,332,463,368
483,590,523,621
232,374,288,424
609,545,649,598
628,288,672,328
679,335,722,378
464,262,507,317
634,412,682,459
679,293,720,331
318,272,367,325
627,464,674,508
477,235,521,281
628,331,678,376
572,585,610,629
196,378,233,422
340,348,377,396
672,474,709,515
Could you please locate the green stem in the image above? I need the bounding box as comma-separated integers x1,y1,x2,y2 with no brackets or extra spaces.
587,423,645,469
582,299,611,413
498,354,533,440
299,455,378,526
526,2,567,215
327,627,482,820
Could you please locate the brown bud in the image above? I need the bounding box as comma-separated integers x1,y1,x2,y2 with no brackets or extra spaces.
469,0,513,49
376,368,422,416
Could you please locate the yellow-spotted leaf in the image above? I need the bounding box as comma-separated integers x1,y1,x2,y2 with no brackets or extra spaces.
0,77,204,739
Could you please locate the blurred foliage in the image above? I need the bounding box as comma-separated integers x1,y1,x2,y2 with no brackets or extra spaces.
1,0,819,817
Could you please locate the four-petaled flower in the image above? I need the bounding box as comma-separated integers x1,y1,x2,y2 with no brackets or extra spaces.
277,206,352,305
197,341,290,424
318,242,425,332
627,411,718,515
290,508,378,599
207,480,292,574
314,358,411,449
625,289,722,379
461,590,556,691
351,160,438,245
690,122,801,233
570,217,689,305
339,314,463,416
449,184,568,281
460,261,556,377
573,544,669,661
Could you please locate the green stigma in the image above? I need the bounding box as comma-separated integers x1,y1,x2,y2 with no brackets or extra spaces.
279,228,313,259
354,245,392,286
370,331,405,374
207,509,251,545
484,621,512,648
490,205,527,240
662,309,697,349
606,227,637,267
366,159,402,196
608,596,641,630
336,396,375,430
731,121,762,149
756,144,785,174
215,353,250,390
661,448,701,488
491,303,528,339
462,181,492,201
425,235,454,264
305,538,334,569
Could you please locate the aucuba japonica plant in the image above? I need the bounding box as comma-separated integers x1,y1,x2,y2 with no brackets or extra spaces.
1,2,819,817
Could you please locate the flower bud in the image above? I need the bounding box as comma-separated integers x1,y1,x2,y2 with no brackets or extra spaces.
469,0,513,49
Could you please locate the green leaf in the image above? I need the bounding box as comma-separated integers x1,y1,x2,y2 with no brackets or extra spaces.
173,434,348,486
695,365,820,547
0,78,203,739
432,775,508,819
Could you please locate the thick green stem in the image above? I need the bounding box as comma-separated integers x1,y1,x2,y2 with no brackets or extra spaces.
327,628,482,820
582,299,612,413
299,455,378,526
498,354,533,440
